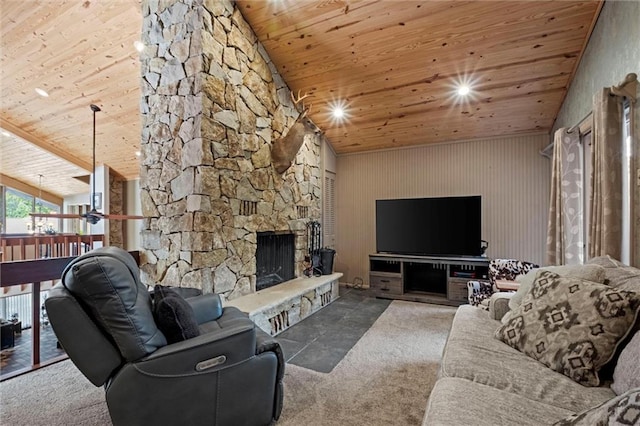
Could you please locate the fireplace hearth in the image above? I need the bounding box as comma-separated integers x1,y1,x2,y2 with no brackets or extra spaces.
256,232,295,291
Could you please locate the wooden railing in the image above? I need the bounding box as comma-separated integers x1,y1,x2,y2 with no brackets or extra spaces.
0,233,104,262
0,250,139,381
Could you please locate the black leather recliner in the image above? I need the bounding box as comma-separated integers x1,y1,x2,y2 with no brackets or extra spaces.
45,247,284,426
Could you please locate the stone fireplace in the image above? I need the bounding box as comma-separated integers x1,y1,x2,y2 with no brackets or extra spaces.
255,232,295,291
138,0,328,302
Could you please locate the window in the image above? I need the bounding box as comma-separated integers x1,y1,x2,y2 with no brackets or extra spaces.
4,188,34,233
35,198,61,234
621,101,632,264
578,101,632,263
580,131,592,263
1,186,61,234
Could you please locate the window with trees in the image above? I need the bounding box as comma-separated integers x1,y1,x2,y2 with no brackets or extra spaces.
1,186,60,234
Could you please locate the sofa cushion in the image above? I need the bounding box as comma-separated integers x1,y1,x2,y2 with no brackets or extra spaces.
508,264,606,311
553,388,640,425
423,377,574,426
612,331,640,395
495,271,640,386
587,255,625,268
586,255,640,292
153,285,200,344
442,305,615,412
604,265,640,293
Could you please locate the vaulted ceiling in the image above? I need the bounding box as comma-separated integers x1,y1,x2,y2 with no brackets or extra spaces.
0,0,602,198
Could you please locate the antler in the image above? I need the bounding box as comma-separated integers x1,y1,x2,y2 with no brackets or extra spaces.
290,90,310,105
290,90,312,116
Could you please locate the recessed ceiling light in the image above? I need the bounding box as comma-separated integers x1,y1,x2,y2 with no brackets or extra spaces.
457,85,471,96
135,151,141,157
35,87,49,97
449,76,478,105
134,41,145,52
1,130,11,137
328,99,349,124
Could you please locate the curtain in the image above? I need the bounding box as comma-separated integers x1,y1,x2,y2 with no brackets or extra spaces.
546,128,583,265
589,88,623,259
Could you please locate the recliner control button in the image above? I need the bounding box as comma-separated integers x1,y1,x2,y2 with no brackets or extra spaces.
195,355,226,371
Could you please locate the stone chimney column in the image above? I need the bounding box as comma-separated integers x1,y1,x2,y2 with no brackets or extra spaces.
139,0,323,300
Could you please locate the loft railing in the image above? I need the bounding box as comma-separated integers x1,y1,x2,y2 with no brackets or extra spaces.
0,233,104,262
0,250,139,381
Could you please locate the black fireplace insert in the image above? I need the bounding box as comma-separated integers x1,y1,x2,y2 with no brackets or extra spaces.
256,232,295,291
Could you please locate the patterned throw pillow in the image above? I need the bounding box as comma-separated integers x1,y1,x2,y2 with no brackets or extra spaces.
495,271,640,386
554,388,640,425
508,264,606,311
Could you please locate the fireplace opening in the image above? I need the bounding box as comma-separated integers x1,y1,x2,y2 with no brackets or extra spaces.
256,232,295,291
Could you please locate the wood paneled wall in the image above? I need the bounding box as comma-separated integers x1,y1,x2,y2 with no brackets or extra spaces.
334,133,551,285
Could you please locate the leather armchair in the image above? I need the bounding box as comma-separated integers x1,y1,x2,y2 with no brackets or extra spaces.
45,247,284,426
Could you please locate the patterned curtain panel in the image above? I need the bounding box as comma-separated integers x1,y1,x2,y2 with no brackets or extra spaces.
546,128,583,265
589,88,623,260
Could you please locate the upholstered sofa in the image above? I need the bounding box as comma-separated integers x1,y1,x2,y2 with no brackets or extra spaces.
423,256,640,425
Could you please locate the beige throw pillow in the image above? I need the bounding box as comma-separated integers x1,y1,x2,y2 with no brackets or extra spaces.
508,264,606,311
603,266,640,293
586,255,624,269
587,255,640,292
495,271,640,386
612,331,640,395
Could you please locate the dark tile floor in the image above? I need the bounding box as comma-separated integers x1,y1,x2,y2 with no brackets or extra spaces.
0,325,65,378
0,285,387,378
278,285,391,373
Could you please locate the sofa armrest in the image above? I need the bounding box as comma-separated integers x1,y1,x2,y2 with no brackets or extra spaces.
254,327,285,420
186,293,223,324
489,292,514,321
135,321,256,376
171,287,203,299
255,327,285,380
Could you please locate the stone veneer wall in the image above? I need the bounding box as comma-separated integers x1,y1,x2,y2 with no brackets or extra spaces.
139,0,324,300
108,172,124,249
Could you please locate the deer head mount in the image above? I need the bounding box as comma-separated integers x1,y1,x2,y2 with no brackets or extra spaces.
271,90,320,174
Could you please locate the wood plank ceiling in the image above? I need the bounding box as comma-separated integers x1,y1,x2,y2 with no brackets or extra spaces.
0,0,601,198
0,0,142,198
238,0,602,153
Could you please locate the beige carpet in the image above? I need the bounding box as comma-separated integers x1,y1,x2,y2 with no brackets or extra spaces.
0,301,455,426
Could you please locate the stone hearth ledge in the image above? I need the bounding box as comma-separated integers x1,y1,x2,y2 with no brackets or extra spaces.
225,272,342,336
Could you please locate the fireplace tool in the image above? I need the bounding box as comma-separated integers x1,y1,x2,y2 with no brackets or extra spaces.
305,221,322,277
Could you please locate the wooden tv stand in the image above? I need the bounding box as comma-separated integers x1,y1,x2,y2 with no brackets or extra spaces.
369,253,490,306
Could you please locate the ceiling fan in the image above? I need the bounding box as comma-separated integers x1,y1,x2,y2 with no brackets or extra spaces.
30,104,144,225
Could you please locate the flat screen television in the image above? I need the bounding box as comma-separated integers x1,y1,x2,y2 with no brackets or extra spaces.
375,196,482,257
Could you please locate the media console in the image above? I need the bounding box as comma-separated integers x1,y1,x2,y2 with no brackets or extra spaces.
369,253,490,306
